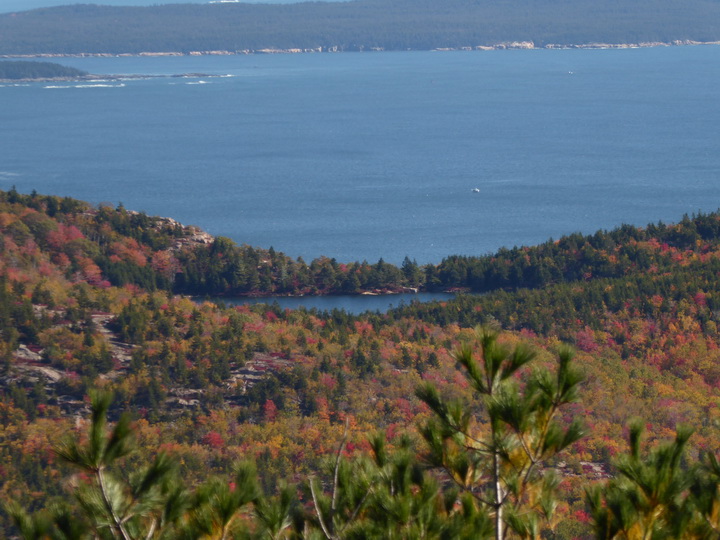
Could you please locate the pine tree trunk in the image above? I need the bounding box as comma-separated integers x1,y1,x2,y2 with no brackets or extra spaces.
494,451,503,540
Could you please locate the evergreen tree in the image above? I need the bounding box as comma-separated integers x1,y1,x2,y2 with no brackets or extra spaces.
416,327,585,539
587,422,696,539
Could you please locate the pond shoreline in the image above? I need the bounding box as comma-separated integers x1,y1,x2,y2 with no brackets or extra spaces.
195,291,458,315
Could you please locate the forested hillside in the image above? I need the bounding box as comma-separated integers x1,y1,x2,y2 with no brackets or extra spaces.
1,0,719,55
3,188,720,537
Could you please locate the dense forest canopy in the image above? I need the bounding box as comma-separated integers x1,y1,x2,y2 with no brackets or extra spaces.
0,0,719,55
3,188,720,537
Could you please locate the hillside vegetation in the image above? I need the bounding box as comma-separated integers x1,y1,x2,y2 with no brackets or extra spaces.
3,188,720,537
1,0,720,55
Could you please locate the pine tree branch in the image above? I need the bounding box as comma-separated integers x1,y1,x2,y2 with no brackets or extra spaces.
331,421,350,515
97,467,132,540
309,480,334,540
337,488,373,536
144,518,157,540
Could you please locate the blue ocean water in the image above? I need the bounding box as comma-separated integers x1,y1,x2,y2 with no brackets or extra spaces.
2,48,720,264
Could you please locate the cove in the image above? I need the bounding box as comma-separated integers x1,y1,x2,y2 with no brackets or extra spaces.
3,48,720,264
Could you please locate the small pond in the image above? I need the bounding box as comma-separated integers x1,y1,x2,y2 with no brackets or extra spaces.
197,292,456,315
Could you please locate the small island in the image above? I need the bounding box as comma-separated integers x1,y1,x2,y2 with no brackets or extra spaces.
0,59,222,83
0,59,88,81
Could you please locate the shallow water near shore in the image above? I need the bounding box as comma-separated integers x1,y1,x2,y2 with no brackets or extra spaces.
2,47,720,264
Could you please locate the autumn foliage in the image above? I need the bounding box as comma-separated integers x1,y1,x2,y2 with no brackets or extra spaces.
2,188,720,538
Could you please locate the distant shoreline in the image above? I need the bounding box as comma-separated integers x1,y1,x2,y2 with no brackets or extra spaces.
1,39,719,61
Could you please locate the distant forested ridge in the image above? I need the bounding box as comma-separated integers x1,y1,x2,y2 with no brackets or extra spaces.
2,187,720,301
0,59,87,79
1,0,720,55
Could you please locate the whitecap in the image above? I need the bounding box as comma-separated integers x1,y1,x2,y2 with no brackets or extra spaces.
186,80,208,85
74,83,126,88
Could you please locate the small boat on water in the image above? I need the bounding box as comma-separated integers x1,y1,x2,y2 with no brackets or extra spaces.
471,188,480,193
